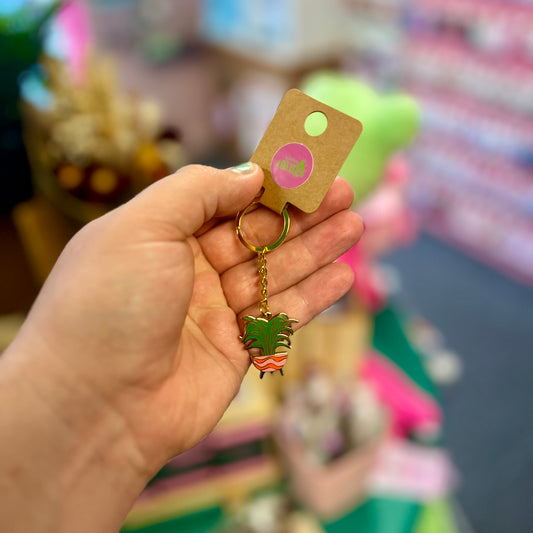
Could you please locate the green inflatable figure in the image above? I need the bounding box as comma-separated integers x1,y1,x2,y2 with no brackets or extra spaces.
301,71,420,202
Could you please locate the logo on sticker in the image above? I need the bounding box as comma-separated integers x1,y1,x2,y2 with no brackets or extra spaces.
270,143,313,189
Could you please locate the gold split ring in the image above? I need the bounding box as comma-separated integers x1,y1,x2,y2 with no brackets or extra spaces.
235,201,290,253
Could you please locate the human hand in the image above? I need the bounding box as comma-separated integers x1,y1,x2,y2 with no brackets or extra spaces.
1,164,363,532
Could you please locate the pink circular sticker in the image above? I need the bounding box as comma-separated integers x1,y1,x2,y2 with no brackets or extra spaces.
270,142,313,190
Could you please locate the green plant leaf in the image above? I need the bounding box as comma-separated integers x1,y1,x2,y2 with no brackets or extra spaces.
240,313,298,357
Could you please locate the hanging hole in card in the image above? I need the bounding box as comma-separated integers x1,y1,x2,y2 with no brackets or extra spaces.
304,111,328,137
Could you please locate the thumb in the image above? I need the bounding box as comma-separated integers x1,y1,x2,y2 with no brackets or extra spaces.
127,163,264,238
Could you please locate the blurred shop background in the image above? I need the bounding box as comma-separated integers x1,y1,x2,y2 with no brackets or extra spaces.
1,1,532,532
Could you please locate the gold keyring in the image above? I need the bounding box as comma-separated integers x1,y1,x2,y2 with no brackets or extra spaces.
235,201,290,253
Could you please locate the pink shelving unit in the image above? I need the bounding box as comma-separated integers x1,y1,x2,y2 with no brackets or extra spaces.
403,0,533,285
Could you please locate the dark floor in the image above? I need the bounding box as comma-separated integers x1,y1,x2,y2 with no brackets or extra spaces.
383,233,533,533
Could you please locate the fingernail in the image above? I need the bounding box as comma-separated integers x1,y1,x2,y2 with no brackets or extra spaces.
230,162,254,174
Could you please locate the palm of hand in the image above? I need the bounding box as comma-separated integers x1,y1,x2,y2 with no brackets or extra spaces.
108,186,361,472
129,233,250,463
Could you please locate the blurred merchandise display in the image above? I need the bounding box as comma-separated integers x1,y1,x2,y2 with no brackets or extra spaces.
403,0,533,284
135,0,199,64
19,4,186,224
87,0,219,160
201,0,348,70
22,55,185,222
0,0,59,212
214,493,325,533
88,0,199,63
340,0,410,87
342,0,533,284
276,374,388,518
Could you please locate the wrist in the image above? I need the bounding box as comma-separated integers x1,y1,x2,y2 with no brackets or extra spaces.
0,336,150,533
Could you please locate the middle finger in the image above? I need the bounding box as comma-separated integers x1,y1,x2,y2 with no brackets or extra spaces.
221,209,363,314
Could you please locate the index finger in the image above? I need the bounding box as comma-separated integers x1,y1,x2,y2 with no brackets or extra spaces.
197,177,355,274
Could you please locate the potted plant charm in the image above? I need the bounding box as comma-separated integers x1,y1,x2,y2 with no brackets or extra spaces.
240,313,298,378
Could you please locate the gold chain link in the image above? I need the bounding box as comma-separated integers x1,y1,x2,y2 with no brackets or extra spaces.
257,249,271,317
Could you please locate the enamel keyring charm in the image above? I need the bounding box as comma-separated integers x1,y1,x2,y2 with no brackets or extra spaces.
235,201,298,378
